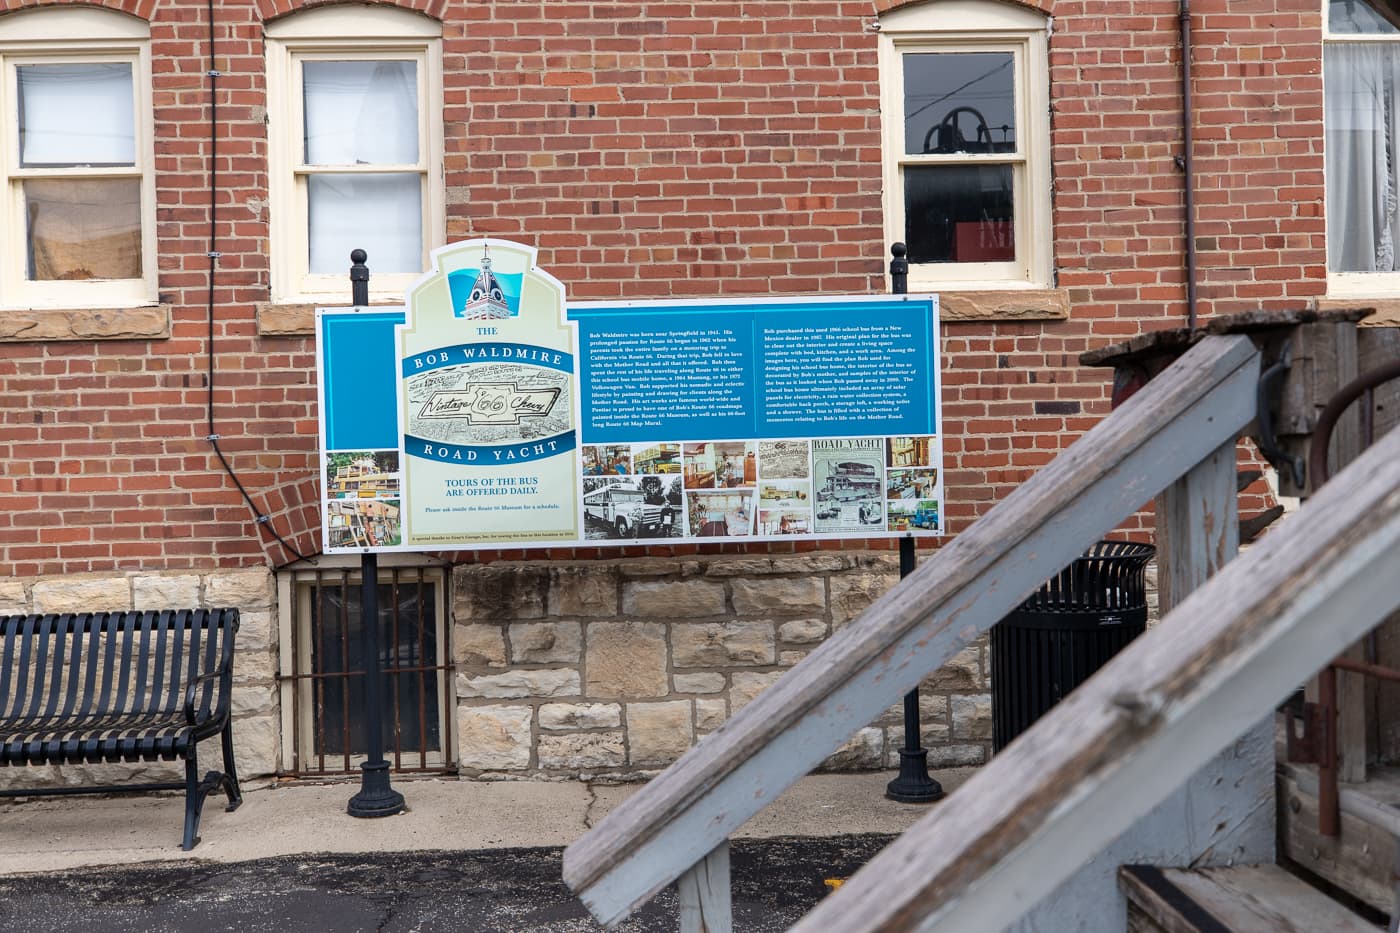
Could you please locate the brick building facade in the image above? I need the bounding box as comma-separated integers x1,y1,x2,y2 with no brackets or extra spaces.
0,0,1387,783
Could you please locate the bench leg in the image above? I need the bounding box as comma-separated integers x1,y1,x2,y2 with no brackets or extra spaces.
182,752,203,851
220,721,242,812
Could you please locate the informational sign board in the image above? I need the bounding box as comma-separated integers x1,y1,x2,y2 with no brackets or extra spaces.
316,238,943,553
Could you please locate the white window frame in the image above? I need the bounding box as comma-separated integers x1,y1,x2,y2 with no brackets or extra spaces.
878,0,1052,290
0,8,156,310
1324,0,1400,296
266,7,444,305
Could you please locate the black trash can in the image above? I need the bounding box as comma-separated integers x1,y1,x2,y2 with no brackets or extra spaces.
991,540,1155,752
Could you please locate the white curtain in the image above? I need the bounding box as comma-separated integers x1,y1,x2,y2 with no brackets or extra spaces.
18,63,135,167
303,60,421,274
307,173,422,274
303,60,418,166
1326,42,1400,271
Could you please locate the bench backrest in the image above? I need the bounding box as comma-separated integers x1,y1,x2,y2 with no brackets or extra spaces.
0,609,239,724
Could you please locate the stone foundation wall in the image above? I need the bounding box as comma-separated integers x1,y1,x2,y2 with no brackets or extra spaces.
0,570,280,788
0,554,995,787
452,553,991,779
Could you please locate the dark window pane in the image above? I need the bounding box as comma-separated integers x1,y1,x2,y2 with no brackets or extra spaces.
905,164,1015,264
1329,0,1400,34
904,52,1016,155
313,578,440,758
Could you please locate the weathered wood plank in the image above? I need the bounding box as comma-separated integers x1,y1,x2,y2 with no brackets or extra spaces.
1013,438,1272,933
563,336,1262,927
677,841,732,933
789,424,1400,933
1120,864,1379,933
1358,327,1400,766
1357,326,1400,441
1120,866,1231,933
1328,323,1370,785
1155,440,1237,614
1277,765,1395,915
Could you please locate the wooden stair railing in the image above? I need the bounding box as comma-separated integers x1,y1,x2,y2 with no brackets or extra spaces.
796,415,1400,932
563,334,1263,930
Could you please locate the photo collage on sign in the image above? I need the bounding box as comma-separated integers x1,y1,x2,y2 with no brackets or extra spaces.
323,450,403,548
577,435,940,541
883,435,940,534
580,443,685,541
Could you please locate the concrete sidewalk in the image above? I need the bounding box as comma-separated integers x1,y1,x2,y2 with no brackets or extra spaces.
0,768,975,877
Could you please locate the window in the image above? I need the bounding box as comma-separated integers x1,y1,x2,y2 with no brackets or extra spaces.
0,8,155,309
1325,0,1400,294
277,561,455,776
878,1,1051,290
266,7,444,304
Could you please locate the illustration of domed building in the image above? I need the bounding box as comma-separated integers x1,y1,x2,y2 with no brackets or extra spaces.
459,247,511,319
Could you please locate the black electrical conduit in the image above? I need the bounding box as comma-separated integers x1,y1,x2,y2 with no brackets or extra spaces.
1181,0,1199,331
203,0,310,563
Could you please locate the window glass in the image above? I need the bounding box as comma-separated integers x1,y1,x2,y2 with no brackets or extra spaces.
307,173,423,274
1325,28,1400,271
24,178,141,280
903,52,1016,155
302,60,418,165
18,63,134,167
1329,0,1400,35
904,165,1014,264
265,6,442,302
0,9,154,310
311,579,441,757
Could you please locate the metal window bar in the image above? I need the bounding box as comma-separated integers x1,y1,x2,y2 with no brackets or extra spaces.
281,565,454,778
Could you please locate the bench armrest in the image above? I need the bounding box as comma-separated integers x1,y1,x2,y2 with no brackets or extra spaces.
183,669,230,726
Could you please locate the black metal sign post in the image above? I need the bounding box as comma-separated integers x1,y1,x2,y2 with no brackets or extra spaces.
347,249,406,818
884,243,943,804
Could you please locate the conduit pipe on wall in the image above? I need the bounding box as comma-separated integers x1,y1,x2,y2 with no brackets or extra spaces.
203,0,309,562
1181,0,1199,330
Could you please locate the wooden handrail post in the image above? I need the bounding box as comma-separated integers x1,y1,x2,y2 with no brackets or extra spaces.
678,841,732,933
795,422,1400,933
1155,439,1238,612
564,336,1263,928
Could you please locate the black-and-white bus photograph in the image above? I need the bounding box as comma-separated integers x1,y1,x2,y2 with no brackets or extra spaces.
581,475,684,539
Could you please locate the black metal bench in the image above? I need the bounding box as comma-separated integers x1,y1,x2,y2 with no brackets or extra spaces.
0,609,243,849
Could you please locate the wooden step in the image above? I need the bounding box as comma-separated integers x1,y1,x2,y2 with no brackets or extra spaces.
1119,863,1382,932
1277,761,1400,915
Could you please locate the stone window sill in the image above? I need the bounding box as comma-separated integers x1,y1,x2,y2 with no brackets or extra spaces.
1315,297,1400,327
0,304,170,342
258,302,406,336
259,289,1073,336
934,288,1069,321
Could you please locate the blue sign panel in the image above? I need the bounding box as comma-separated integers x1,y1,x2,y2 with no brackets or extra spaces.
319,310,403,451
569,297,937,444
317,286,943,552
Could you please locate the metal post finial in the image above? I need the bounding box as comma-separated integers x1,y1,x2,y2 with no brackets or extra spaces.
890,242,908,296
350,249,369,307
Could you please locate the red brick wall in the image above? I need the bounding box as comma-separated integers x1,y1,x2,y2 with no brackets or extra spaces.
0,0,1315,576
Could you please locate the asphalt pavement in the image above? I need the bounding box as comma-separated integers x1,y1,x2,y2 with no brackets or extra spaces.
0,769,976,932
0,836,895,932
